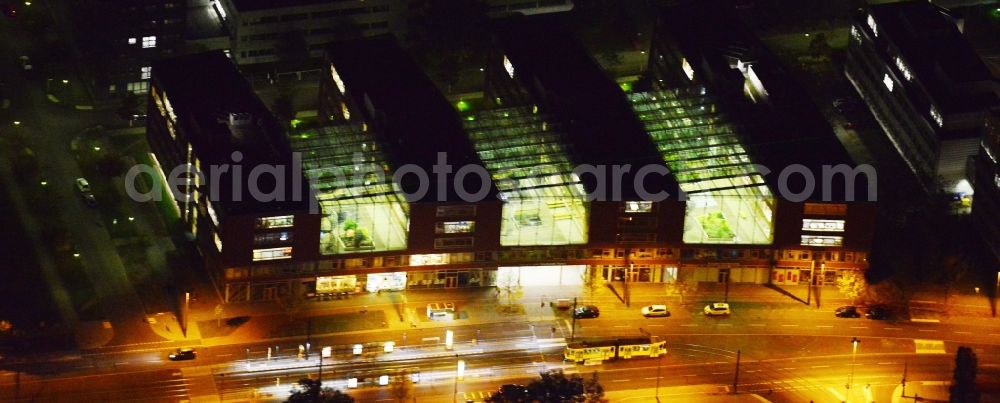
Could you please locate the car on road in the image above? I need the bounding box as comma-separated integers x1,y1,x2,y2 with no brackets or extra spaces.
75,178,91,193
17,55,32,71
703,302,731,316
641,304,670,317
835,305,861,318
168,348,196,361
573,305,600,319
865,305,892,320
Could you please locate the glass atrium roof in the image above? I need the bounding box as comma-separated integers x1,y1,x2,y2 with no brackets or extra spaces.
288,124,407,204
462,107,587,201
629,87,771,198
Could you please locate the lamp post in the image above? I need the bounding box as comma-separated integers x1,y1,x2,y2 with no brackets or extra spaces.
846,337,860,402
655,353,663,401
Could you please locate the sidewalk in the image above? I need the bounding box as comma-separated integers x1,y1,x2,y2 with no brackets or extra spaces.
604,385,771,402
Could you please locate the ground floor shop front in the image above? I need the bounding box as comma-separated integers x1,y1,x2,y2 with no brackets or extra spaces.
222,264,861,302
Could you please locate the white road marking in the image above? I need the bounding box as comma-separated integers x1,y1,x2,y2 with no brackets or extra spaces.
681,324,697,327
749,324,765,327
744,370,759,373
811,365,830,369
712,372,729,375
884,327,901,330
850,326,867,329
911,319,940,323
614,325,629,328
918,329,936,332
955,331,971,334
878,362,895,365
816,325,833,328
648,324,664,327
644,377,659,380
612,379,629,382
682,374,697,377
781,324,798,327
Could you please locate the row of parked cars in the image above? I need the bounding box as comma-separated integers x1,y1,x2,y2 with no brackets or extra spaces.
571,302,891,320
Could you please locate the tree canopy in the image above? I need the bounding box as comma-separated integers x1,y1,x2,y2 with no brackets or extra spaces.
488,369,606,403
286,378,355,403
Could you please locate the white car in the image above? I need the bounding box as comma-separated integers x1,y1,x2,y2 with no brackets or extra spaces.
641,304,670,317
75,178,91,193
703,302,731,316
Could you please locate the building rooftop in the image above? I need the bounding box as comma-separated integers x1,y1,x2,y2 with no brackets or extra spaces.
230,0,339,12
867,1,997,114
492,16,678,199
326,35,495,202
151,51,310,215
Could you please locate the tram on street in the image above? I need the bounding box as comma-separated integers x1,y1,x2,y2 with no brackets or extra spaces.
563,336,666,364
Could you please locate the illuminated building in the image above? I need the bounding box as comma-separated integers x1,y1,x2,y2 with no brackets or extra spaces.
845,1,998,194
973,112,1000,264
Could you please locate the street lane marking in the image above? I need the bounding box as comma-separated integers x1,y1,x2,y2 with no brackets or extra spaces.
644,377,659,380
911,318,940,323
744,370,759,373
718,324,732,326
681,324,697,327
614,325,630,328
954,331,971,334
648,324,664,327
682,374,697,377
811,365,830,368
612,379,629,382
884,327,901,330
781,324,798,327
915,339,946,355
749,324,765,327
918,329,936,332
878,362,895,365
712,372,729,375
816,325,833,328
850,326,867,329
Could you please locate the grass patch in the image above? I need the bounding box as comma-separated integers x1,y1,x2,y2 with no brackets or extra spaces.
268,311,388,338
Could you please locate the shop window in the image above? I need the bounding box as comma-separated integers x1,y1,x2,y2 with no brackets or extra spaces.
256,215,294,229
253,247,292,261
410,254,449,266
436,221,475,234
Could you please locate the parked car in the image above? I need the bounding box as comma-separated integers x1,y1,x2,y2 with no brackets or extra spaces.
865,305,891,320
75,178,91,193
703,302,731,316
168,348,196,361
641,304,670,317
835,305,861,318
573,305,600,319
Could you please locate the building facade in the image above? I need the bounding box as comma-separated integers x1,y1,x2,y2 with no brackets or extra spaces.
150,7,874,303
73,0,188,99
973,111,1000,264
845,1,997,194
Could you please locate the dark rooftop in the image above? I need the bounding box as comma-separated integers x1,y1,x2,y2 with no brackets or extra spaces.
868,1,997,114
230,0,340,12
656,1,870,202
492,16,679,199
325,35,496,202
151,51,311,215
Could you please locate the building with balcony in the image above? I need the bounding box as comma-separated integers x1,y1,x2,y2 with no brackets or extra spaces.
845,1,998,194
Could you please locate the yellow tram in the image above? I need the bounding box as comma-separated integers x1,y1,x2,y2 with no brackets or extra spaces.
563,336,666,364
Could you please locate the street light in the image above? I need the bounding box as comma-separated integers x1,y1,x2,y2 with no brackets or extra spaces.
454,359,465,403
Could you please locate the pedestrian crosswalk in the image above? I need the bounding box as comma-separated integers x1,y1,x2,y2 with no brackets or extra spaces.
462,390,493,402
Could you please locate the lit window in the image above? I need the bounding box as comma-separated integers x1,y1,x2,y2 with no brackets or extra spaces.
214,233,222,251
850,26,860,42
410,254,450,266
995,174,1000,189
435,221,475,234
341,102,350,120
503,55,514,79
141,66,151,80
894,57,912,81
252,247,293,261
929,105,943,127
127,81,149,94
681,57,694,81
108,84,117,94
800,235,844,247
801,219,845,232
625,201,653,213
142,35,157,48
128,37,137,45
867,14,878,37
803,203,847,216
254,232,293,244
882,73,893,92
206,201,219,226
256,215,294,229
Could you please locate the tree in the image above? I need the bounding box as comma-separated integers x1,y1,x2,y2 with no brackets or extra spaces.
950,346,979,403
836,270,867,303
808,32,832,59
495,271,523,313
390,371,413,402
286,378,355,403
493,369,604,403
